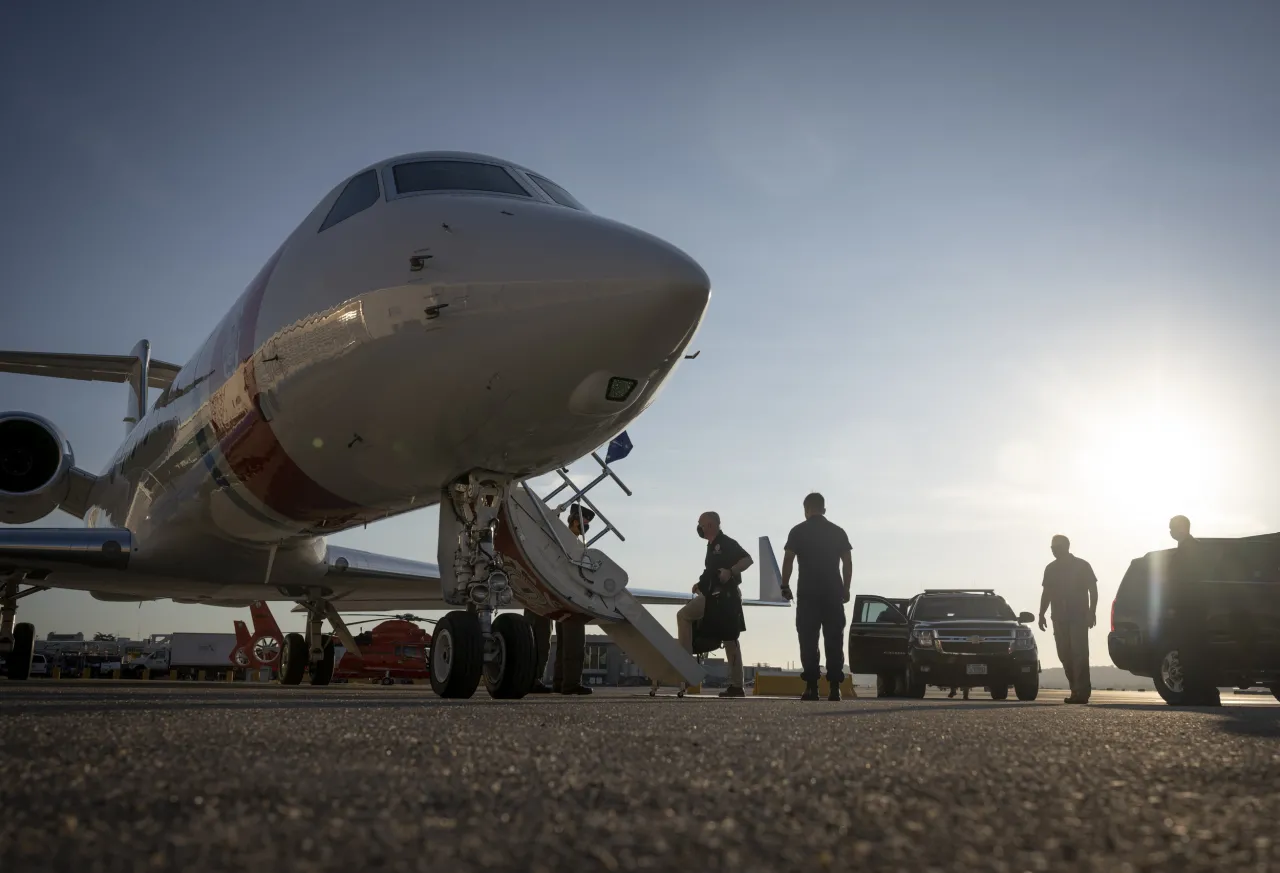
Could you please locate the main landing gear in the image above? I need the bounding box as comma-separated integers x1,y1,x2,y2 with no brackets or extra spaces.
431,474,537,700
279,595,347,686
1,577,45,681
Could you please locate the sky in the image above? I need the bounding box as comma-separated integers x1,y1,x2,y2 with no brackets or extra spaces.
3,1,1279,672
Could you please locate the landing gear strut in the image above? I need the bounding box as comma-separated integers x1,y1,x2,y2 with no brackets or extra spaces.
433,473,536,699
1,577,44,681
278,594,360,686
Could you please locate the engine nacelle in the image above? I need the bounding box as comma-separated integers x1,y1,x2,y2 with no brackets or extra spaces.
0,412,74,524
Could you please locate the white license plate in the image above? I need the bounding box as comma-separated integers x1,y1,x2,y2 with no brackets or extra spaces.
966,664,988,675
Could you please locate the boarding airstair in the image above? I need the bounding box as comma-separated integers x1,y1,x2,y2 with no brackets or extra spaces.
496,448,707,690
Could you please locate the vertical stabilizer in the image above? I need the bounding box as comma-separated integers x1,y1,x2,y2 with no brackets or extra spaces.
124,339,151,434
758,536,785,603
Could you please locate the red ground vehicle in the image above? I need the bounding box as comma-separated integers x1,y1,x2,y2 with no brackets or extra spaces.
333,616,433,685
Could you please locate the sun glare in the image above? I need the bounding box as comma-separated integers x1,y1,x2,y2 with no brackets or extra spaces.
1071,408,1224,527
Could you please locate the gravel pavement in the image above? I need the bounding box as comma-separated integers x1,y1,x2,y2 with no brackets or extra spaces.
1,683,1277,872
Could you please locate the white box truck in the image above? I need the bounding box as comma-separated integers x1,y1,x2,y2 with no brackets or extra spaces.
126,633,238,679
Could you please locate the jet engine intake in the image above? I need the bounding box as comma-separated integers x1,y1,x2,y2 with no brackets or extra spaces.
0,412,74,524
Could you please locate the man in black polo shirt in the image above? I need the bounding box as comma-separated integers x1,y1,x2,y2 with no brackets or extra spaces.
781,493,853,701
676,511,753,697
1037,534,1098,704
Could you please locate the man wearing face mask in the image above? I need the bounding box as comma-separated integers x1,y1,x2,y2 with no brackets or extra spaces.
676,511,753,697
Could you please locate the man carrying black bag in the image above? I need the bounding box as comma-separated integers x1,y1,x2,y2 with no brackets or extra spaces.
677,511,753,697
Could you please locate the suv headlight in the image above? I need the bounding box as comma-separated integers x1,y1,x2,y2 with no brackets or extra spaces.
911,628,936,648
1014,627,1035,650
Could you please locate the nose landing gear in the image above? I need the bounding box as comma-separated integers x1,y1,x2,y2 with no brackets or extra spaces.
434,473,538,699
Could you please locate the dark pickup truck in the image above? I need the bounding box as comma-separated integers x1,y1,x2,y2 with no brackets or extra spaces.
1109,532,1280,705
849,589,1041,700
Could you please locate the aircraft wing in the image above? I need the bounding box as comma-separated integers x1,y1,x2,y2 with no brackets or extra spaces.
0,350,182,390
628,536,791,607
0,527,135,575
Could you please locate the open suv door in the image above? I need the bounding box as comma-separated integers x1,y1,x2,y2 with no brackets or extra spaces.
849,595,911,696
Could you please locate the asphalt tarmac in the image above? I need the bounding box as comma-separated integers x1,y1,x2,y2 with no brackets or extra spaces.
1,683,1277,873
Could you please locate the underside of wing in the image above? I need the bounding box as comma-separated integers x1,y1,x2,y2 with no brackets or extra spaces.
0,527,135,577
0,350,181,389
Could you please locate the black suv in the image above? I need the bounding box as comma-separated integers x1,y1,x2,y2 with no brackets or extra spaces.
849,589,1041,700
1109,533,1280,705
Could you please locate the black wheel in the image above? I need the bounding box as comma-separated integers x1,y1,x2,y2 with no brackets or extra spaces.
990,684,1009,700
279,633,307,686
1152,646,1217,705
308,635,335,686
905,668,926,699
5,623,35,681
430,611,484,699
484,613,536,699
1015,674,1039,701
876,673,898,698
1271,684,1280,703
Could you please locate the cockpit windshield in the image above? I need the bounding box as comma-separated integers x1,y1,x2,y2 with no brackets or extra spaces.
528,173,586,211
392,160,532,198
914,596,1016,621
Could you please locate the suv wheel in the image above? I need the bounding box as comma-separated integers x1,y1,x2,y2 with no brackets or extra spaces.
990,684,1009,700
876,673,898,698
1153,647,1218,706
905,668,927,699
1270,684,1280,703
1015,674,1039,701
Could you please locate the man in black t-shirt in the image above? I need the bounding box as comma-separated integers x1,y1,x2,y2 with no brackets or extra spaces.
781,493,853,701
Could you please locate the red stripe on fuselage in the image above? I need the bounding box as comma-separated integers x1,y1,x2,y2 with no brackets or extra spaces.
204,244,372,528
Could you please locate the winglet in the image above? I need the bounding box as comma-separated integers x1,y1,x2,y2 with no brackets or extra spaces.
757,536,787,604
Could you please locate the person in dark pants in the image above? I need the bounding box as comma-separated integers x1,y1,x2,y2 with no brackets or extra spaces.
1167,515,1220,706
677,511,752,697
780,493,853,701
525,504,596,694
1037,534,1098,704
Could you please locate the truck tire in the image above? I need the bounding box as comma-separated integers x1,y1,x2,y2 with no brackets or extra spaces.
4,623,35,681
279,633,307,686
990,684,1009,700
1015,674,1039,701
430,611,484,699
1271,684,1280,703
1153,646,1218,706
876,673,898,698
308,636,335,686
905,668,927,699
484,613,536,699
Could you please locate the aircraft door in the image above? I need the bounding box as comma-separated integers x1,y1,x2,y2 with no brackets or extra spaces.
849,595,909,675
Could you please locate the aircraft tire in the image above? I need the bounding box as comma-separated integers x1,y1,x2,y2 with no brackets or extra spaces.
308,635,335,686
279,633,307,686
484,613,536,700
430,611,484,699
5,623,35,681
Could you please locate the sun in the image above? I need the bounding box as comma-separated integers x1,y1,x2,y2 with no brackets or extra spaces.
1070,409,1223,527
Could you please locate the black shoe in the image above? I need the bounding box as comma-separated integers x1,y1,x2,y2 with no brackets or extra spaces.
801,683,820,701
530,682,552,694
719,686,746,698
828,686,842,702
559,684,593,695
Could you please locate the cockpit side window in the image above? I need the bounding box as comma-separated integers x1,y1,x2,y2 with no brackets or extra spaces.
319,169,381,232
391,160,532,198
528,173,586,211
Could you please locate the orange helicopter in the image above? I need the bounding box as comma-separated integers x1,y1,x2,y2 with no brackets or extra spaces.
332,614,434,685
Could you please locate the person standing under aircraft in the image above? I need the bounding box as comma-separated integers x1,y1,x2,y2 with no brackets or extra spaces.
780,493,853,701
1038,535,1098,704
677,512,752,697
1167,515,1219,705
525,503,596,694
